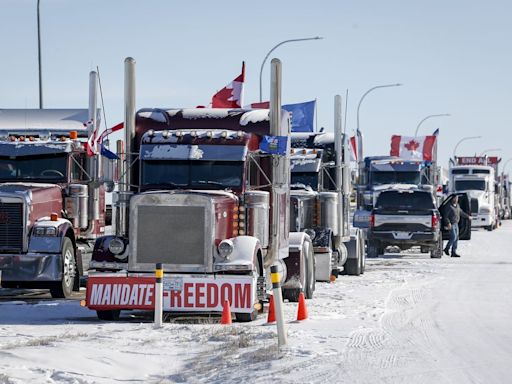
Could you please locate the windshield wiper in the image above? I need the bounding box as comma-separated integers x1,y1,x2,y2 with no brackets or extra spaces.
195,180,224,187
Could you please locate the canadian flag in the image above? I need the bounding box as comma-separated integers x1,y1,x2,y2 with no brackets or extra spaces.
390,135,437,161
211,62,245,108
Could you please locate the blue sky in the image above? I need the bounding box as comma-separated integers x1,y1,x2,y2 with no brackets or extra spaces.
1,0,511,168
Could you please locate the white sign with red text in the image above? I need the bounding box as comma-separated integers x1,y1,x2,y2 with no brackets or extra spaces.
86,275,256,313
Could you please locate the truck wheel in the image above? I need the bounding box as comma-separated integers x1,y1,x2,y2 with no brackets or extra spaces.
367,241,379,258
96,310,121,321
420,246,429,253
430,239,442,259
283,288,301,302
235,310,258,322
304,239,315,299
486,225,493,231
50,238,76,299
344,257,361,276
359,238,366,274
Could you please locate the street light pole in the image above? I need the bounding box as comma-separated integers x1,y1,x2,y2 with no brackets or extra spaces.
414,113,450,137
452,136,481,159
479,148,502,157
37,0,43,109
259,37,322,102
355,83,402,161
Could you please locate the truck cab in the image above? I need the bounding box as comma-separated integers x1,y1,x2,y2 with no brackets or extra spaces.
449,165,497,230
0,104,106,298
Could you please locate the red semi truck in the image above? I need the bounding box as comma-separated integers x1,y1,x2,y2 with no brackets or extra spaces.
0,72,108,297
85,57,315,321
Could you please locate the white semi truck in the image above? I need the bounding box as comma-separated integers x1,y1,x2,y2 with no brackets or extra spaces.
450,157,499,231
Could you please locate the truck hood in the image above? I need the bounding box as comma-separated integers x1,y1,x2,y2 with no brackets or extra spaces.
0,183,63,225
371,183,418,192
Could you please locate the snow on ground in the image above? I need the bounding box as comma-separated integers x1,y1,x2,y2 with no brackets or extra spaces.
1,223,512,383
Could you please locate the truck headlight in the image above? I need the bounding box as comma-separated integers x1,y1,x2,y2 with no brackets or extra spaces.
480,206,491,214
34,226,58,236
218,239,234,260
304,228,316,240
108,237,125,255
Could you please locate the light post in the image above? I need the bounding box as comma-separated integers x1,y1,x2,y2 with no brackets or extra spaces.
37,0,43,109
259,37,322,102
479,148,501,157
452,136,481,159
414,113,450,137
355,83,402,161
503,158,512,173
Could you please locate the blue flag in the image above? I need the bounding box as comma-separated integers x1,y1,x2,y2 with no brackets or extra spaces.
260,135,288,155
100,144,119,160
282,100,316,132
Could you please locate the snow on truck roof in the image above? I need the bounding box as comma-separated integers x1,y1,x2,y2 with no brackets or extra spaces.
0,109,100,136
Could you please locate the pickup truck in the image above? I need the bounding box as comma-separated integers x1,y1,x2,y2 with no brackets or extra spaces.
367,188,471,258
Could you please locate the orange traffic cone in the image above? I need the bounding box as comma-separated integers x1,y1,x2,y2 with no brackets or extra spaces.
267,295,276,324
220,300,232,325
296,291,308,321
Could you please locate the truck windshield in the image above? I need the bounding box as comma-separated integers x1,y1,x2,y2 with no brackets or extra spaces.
455,180,486,191
0,154,67,182
371,171,420,185
142,160,243,189
291,172,319,190
376,191,435,210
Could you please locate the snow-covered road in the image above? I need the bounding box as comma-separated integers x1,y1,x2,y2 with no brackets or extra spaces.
1,223,511,383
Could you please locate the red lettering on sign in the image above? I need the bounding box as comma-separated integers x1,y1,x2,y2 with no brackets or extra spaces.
184,283,193,308
170,289,181,308
234,283,251,309
207,283,218,307
220,283,232,306
195,283,205,308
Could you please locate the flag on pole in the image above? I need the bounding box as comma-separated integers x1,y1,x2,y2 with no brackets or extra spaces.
98,122,124,144
390,135,437,161
259,135,288,155
246,101,270,109
350,135,357,161
282,100,316,132
100,144,119,160
211,62,245,108
84,119,97,156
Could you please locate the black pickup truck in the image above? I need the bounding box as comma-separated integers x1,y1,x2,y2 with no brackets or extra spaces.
367,188,471,258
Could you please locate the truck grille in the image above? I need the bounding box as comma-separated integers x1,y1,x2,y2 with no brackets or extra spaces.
470,198,478,215
135,205,206,266
0,202,23,253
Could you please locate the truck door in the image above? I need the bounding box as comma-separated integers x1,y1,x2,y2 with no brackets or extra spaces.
439,193,472,240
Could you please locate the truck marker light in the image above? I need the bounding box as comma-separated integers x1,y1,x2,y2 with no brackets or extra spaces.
69,131,78,140
162,130,170,139
233,213,239,220
147,129,155,137
50,213,58,221
232,229,238,236
9,136,15,141
238,229,245,235
238,214,245,220
19,136,25,141
29,136,34,141
221,131,228,138
206,131,213,138
237,130,244,138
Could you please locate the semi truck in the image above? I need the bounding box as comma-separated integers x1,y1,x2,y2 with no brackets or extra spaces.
450,156,499,231
0,72,108,297
289,96,364,278
85,57,316,321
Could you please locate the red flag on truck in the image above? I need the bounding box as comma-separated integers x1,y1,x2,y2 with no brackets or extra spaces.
390,135,437,161
211,62,245,108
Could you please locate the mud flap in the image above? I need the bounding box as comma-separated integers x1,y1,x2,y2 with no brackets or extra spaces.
314,252,332,282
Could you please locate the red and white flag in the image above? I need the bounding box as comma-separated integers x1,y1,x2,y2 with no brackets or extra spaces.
84,119,97,156
98,122,124,144
350,135,357,161
211,62,245,108
390,135,437,161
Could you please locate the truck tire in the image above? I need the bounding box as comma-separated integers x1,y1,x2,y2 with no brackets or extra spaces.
420,246,429,253
96,310,121,321
344,257,361,276
50,238,76,299
235,310,258,322
283,237,313,302
367,241,379,258
430,238,442,259
360,238,366,274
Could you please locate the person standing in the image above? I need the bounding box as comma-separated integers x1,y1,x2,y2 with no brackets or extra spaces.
444,195,470,257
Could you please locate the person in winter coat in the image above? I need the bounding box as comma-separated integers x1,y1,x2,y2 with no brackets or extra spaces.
444,195,471,257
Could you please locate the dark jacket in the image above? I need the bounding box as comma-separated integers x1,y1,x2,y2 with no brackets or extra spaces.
445,203,469,225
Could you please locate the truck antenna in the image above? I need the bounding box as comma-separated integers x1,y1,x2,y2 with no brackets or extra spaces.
96,66,109,147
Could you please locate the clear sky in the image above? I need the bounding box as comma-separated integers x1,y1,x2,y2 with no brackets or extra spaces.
1,0,511,168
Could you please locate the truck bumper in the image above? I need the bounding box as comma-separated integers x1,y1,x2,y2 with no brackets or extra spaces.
471,214,493,227
368,231,438,247
85,272,257,314
0,252,62,284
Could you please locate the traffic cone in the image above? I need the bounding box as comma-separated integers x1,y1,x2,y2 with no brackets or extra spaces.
220,300,232,325
267,295,276,324
296,291,308,321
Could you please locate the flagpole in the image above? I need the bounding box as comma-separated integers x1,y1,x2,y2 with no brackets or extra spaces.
315,98,317,132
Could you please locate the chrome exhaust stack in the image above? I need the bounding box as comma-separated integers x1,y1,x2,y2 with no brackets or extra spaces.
267,58,289,267
115,57,136,237
88,70,100,222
